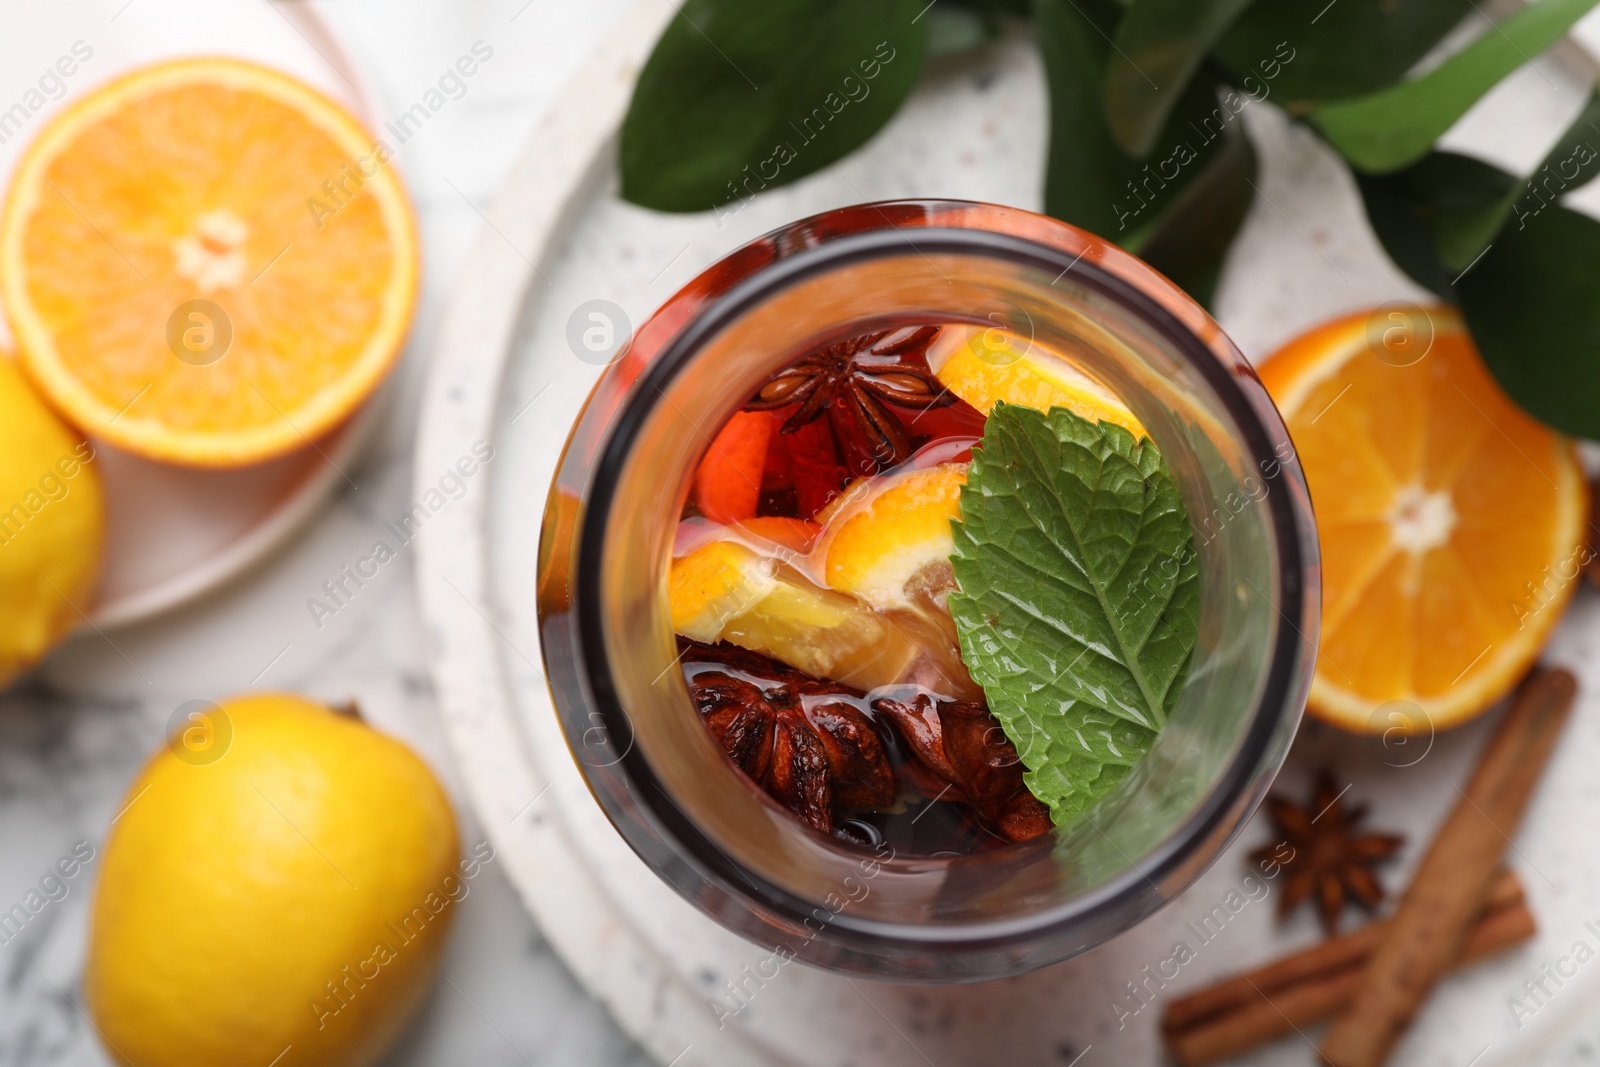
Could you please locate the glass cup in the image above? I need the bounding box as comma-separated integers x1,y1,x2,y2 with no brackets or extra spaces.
537,200,1319,981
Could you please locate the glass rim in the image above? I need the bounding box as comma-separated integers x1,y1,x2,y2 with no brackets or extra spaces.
567,200,1315,950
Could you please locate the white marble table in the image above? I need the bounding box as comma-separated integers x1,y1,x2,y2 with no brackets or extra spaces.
0,2,653,1064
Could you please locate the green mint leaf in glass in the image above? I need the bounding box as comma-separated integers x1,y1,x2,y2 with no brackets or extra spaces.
619,0,926,213
948,403,1199,829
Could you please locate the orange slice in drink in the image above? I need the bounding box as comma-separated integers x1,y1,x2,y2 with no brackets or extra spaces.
667,539,918,691
929,325,1145,437
820,463,966,612
1259,307,1588,732
0,58,419,467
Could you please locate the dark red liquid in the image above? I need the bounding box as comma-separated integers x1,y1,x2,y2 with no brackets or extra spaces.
675,325,1051,855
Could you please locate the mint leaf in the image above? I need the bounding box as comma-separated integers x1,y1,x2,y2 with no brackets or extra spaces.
948,404,1199,828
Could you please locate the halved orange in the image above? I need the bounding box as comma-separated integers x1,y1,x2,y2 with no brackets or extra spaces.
1260,306,1588,732
0,58,419,467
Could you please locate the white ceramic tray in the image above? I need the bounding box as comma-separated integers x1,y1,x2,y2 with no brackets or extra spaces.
415,5,1600,1064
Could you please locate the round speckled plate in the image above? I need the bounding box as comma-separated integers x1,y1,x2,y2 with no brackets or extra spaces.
416,5,1600,1064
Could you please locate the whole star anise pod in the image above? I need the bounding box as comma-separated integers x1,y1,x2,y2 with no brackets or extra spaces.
680,639,895,836
1250,772,1405,932
745,325,955,477
871,693,1052,843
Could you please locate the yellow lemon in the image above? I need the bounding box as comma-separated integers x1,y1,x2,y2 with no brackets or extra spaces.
0,353,103,687
930,325,1145,436
86,693,464,1067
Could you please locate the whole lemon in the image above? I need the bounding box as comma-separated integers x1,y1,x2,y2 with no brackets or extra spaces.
0,353,103,687
86,694,464,1067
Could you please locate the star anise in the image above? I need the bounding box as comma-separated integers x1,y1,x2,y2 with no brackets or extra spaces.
745,326,955,477
871,693,1052,843
1249,772,1405,932
680,639,895,836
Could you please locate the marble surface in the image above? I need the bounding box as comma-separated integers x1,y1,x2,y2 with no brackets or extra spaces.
0,2,653,1064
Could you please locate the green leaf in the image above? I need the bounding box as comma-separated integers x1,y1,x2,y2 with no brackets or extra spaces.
1458,204,1600,438
619,0,926,212
1511,87,1600,209
1105,0,1257,157
948,404,1199,827
1214,0,1472,109
1357,152,1517,298
947,0,1032,15
1038,0,1128,237
1312,0,1600,173
1357,91,1600,296
1135,120,1257,307
1354,94,1600,439
1039,0,1259,301
925,4,1001,58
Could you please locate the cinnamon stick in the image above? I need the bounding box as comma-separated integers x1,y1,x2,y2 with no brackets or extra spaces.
1160,869,1533,1067
1320,668,1575,1067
